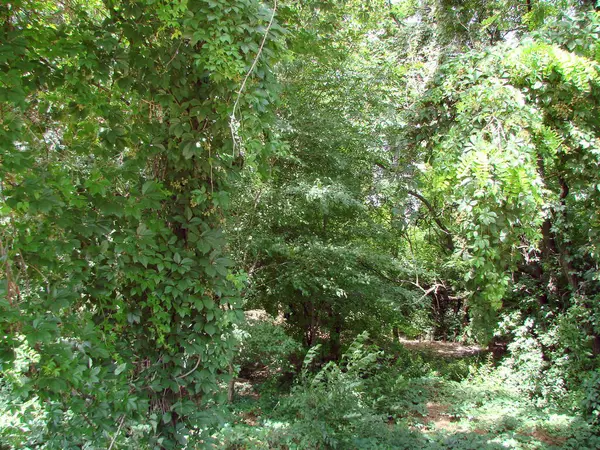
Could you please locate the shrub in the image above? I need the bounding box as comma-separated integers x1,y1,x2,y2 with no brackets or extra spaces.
581,369,600,428
234,315,302,379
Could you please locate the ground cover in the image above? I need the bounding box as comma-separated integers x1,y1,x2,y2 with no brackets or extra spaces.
214,338,599,449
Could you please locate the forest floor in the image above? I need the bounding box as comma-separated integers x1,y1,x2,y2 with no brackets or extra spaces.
386,341,589,449
216,339,598,449
396,338,483,358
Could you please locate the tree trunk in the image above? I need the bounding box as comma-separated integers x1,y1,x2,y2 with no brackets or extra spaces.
227,363,235,403
330,323,342,361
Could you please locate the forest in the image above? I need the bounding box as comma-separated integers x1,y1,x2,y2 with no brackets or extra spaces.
2,0,600,448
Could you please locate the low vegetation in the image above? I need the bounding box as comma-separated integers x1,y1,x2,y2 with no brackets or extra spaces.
215,328,599,449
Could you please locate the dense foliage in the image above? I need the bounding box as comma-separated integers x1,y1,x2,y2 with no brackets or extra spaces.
1,0,283,447
2,0,600,448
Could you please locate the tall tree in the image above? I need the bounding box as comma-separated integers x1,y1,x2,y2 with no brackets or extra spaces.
0,0,284,447
229,0,426,357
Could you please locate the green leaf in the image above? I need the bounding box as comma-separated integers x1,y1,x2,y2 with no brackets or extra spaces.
142,181,157,194
115,363,127,376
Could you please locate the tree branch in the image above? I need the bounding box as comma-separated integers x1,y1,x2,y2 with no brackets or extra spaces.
387,0,402,29
407,190,454,251
230,0,278,156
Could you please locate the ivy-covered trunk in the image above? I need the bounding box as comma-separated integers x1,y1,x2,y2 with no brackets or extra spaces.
0,0,283,447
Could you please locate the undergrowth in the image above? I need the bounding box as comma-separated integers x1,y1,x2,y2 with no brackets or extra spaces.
213,334,600,450
2,333,598,449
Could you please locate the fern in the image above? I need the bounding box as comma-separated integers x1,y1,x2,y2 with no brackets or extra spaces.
539,125,564,156
300,343,322,382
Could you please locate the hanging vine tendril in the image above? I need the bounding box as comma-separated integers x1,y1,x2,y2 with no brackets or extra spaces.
230,0,278,157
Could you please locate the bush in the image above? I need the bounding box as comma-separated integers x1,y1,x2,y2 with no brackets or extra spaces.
234,314,302,380
272,333,433,449
582,369,600,428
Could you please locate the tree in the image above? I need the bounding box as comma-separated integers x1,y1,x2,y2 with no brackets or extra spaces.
0,0,284,447
403,7,600,361
228,0,428,358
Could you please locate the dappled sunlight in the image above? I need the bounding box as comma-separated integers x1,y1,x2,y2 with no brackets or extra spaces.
398,338,484,358
3,0,600,448
214,334,598,449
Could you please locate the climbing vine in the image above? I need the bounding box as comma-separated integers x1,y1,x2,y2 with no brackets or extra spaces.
0,0,284,447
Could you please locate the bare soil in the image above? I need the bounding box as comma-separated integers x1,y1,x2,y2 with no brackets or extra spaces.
398,338,483,358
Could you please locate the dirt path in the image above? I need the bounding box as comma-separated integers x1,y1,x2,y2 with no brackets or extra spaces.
398,339,570,447
398,337,483,358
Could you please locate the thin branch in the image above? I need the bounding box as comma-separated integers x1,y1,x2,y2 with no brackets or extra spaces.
407,191,450,235
372,165,453,250
418,284,444,301
176,356,201,380
230,0,278,156
387,0,402,29
108,415,125,450
164,41,182,71
407,190,454,252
